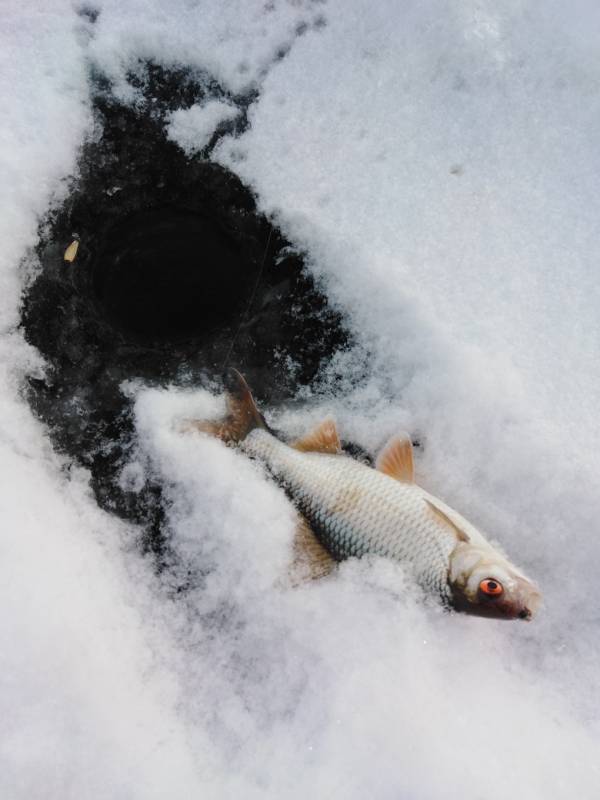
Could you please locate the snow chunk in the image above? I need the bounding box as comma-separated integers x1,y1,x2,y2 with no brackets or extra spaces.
167,100,240,154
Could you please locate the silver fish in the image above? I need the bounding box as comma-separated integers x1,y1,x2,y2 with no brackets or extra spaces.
188,370,541,620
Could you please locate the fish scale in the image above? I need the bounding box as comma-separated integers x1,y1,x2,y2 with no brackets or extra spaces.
242,428,457,601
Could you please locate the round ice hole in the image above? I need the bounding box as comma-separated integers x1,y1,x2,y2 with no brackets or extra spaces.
92,207,256,343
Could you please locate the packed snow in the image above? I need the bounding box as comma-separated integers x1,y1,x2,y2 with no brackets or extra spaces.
2,1,600,798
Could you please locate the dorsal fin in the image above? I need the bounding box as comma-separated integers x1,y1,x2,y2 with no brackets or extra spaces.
292,418,341,455
425,499,470,543
375,435,414,482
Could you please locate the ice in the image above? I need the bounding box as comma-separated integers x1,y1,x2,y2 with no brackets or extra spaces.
2,1,600,798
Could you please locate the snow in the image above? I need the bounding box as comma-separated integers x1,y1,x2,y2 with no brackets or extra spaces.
86,0,326,97
2,1,600,798
167,99,239,154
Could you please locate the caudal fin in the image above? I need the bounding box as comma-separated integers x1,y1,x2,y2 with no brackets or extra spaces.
219,368,266,442
180,369,266,443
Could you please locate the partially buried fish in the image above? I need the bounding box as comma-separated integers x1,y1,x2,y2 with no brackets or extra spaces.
185,370,541,620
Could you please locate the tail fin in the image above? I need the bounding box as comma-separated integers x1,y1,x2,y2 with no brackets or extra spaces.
219,368,266,443
180,369,266,443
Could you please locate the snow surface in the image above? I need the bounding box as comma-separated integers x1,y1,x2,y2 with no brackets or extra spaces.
2,1,600,798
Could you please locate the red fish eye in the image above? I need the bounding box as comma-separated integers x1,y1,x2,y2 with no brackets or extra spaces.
479,578,504,597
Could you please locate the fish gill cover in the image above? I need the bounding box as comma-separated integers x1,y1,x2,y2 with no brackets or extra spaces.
2,1,600,799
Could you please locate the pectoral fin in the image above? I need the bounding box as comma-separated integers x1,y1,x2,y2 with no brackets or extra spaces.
288,515,337,585
292,418,341,455
425,499,470,543
376,435,415,482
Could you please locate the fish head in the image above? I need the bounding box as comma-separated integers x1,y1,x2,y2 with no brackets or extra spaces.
448,543,542,620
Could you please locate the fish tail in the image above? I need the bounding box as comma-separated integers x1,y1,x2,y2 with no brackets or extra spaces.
219,368,267,442
180,369,267,443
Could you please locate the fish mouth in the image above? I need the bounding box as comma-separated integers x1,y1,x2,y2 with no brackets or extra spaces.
512,576,542,620
449,579,541,621
452,599,532,620
450,595,526,620
518,608,533,621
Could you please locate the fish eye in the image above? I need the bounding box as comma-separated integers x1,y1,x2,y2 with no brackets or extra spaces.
479,578,504,597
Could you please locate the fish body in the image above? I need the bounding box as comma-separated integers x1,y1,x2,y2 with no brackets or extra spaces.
243,429,457,601
188,370,541,620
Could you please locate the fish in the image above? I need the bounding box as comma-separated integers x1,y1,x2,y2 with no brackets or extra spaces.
185,369,541,620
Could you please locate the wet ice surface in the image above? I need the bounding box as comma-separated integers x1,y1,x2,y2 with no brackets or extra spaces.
2,1,600,798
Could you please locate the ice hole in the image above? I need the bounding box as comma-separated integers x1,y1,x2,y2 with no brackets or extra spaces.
91,206,256,344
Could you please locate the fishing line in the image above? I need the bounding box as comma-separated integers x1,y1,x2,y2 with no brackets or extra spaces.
222,227,273,370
